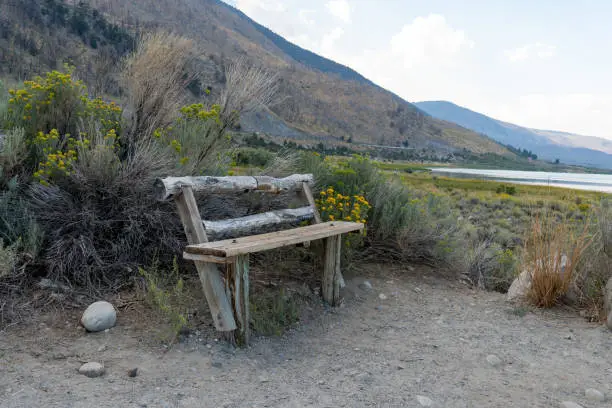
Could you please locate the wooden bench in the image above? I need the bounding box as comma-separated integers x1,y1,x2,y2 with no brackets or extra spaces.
154,174,363,345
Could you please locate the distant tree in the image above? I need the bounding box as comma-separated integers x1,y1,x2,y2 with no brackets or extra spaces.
555,158,560,165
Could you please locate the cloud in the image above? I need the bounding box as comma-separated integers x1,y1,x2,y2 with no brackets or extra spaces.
504,42,556,62
388,14,474,69
338,14,475,103
325,0,351,23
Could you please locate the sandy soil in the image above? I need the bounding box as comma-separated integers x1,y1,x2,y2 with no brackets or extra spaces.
1,264,610,408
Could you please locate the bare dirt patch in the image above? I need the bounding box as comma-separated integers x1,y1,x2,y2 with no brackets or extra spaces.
1,264,610,408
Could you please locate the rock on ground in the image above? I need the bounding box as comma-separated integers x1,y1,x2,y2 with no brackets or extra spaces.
585,388,605,402
416,395,433,406
81,301,117,332
506,270,532,302
79,362,105,378
486,354,502,367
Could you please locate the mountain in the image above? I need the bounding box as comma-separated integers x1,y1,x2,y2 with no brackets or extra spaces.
0,0,510,158
415,101,612,169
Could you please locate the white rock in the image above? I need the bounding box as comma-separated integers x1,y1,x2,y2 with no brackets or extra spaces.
358,281,373,291
560,402,583,408
79,362,105,378
506,270,532,302
416,395,433,407
81,301,116,332
486,354,502,367
585,388,605,402
378,293,388,300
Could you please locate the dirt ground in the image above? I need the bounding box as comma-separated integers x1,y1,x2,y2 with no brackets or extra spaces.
1,264,611,408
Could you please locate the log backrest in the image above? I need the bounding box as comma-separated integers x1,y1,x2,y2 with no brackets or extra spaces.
154,174,320,242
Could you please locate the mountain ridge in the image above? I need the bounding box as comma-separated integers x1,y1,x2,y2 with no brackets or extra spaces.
2,0,512,158
415,100,612,169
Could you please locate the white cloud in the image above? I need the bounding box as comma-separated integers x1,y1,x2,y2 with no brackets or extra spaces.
388,14,474,69
504,42,557,62
325,0,351,23
337,14,475,103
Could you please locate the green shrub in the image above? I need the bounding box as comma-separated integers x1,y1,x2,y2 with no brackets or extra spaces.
465,240,518,291
138,257,188,344
0,240,17,279
298,154,465,265
0,179,43,259
234,147,274,167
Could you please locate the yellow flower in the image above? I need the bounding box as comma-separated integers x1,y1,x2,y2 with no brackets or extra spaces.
329,215,335,221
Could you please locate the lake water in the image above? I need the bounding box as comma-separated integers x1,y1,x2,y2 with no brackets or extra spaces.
430,168,612,193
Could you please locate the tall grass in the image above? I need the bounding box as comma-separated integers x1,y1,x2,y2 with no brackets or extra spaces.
524,213,594,307
122,32,196,145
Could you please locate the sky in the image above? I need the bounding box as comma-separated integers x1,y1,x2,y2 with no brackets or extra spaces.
222,0,612,140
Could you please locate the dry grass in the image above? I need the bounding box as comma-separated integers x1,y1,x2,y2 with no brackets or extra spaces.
219,57,280,128
122,31,196,144
524,213,594,308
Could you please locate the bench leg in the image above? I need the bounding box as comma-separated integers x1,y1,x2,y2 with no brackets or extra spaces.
322,235,342,306
226,255,251,346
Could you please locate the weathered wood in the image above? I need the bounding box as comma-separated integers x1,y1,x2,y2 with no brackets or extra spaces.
155,174,314,201
203,207,314,241
322,235,342,306
175,186,237,332
300,182,321,224
226,255,250,346
185,221,364,259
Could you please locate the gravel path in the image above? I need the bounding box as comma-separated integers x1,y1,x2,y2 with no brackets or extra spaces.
1,264,610,408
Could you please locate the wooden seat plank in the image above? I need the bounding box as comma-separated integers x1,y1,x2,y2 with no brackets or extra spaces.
184,221,363,259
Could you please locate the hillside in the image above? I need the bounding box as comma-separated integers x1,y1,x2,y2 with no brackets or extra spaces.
0,0,510,158
416,101,612,169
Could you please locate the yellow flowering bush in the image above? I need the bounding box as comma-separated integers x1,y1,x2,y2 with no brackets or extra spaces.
316,186,370,224
153,103,228,172
5,68,123,185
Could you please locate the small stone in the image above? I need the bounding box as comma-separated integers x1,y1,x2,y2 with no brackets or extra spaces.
127,368,138,377
486,354,502,367
378,293,387,300
416,395,433,407
97,345,107,352
206,344,212,349
78,362,105,378
560,402,584,408
211,362,223,369
80,301,116,332
585,388,605,402
358,281,373,291
258,375,270,383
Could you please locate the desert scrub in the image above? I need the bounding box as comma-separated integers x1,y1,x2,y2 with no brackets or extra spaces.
153,103,231,175
298,154,465,265
138,258,189,344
